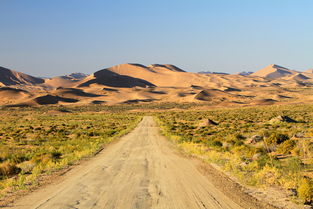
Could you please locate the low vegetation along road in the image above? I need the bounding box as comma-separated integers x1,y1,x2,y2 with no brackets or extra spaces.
9,116,247,209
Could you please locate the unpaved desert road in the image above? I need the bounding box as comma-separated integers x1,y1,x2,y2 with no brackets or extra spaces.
7,116,242,209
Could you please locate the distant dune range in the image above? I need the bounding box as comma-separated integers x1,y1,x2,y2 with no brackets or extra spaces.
1,63,313,107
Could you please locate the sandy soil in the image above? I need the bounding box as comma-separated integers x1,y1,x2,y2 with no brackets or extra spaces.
3,116,278,209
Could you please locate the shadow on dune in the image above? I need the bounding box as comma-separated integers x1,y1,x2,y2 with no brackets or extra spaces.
121,99,157,104
0,66,44,85
79,69,156,88
0,87,29,93
254,98,277,105
4,104,32,108
103,87,119,92
56,87,102,97
34,95,79,105
148,90,167,94
91,100,106,104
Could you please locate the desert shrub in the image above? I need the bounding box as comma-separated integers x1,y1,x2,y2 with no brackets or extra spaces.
297,140,313,159
307,142,313,157
207,140,223,147
291,147,301,157
234,140,244,146
17,161,36,174
50,151,62,161
234,134,245,140
265,133,289,145
275,157,303,189
256,154,271,168
277,140,296,154
284,157,303,173
226,134,245,146
0,162,21,178
298,178,313,204
232,145,255,159
255,165,282,185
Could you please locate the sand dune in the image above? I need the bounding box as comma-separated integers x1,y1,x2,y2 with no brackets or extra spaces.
78,68,155,88
284,73,310,81
195,90,219,101
194,89,240,102
44,77,80,89
54,87,101,98
0,87,31,102
6,94,80,107
251,64,298,79
0,87,29,95
0,66,44,86
43,73,88,89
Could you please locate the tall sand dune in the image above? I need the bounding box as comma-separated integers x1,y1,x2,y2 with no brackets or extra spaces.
251,64,298,79
0,66,44,86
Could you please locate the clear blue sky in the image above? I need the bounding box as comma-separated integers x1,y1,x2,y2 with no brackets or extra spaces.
0,0,312,77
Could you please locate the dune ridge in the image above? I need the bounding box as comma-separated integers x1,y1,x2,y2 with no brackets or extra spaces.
0,66,44,86
1,63,313,107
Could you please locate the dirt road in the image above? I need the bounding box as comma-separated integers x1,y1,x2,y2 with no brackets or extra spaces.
8,116,244,209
